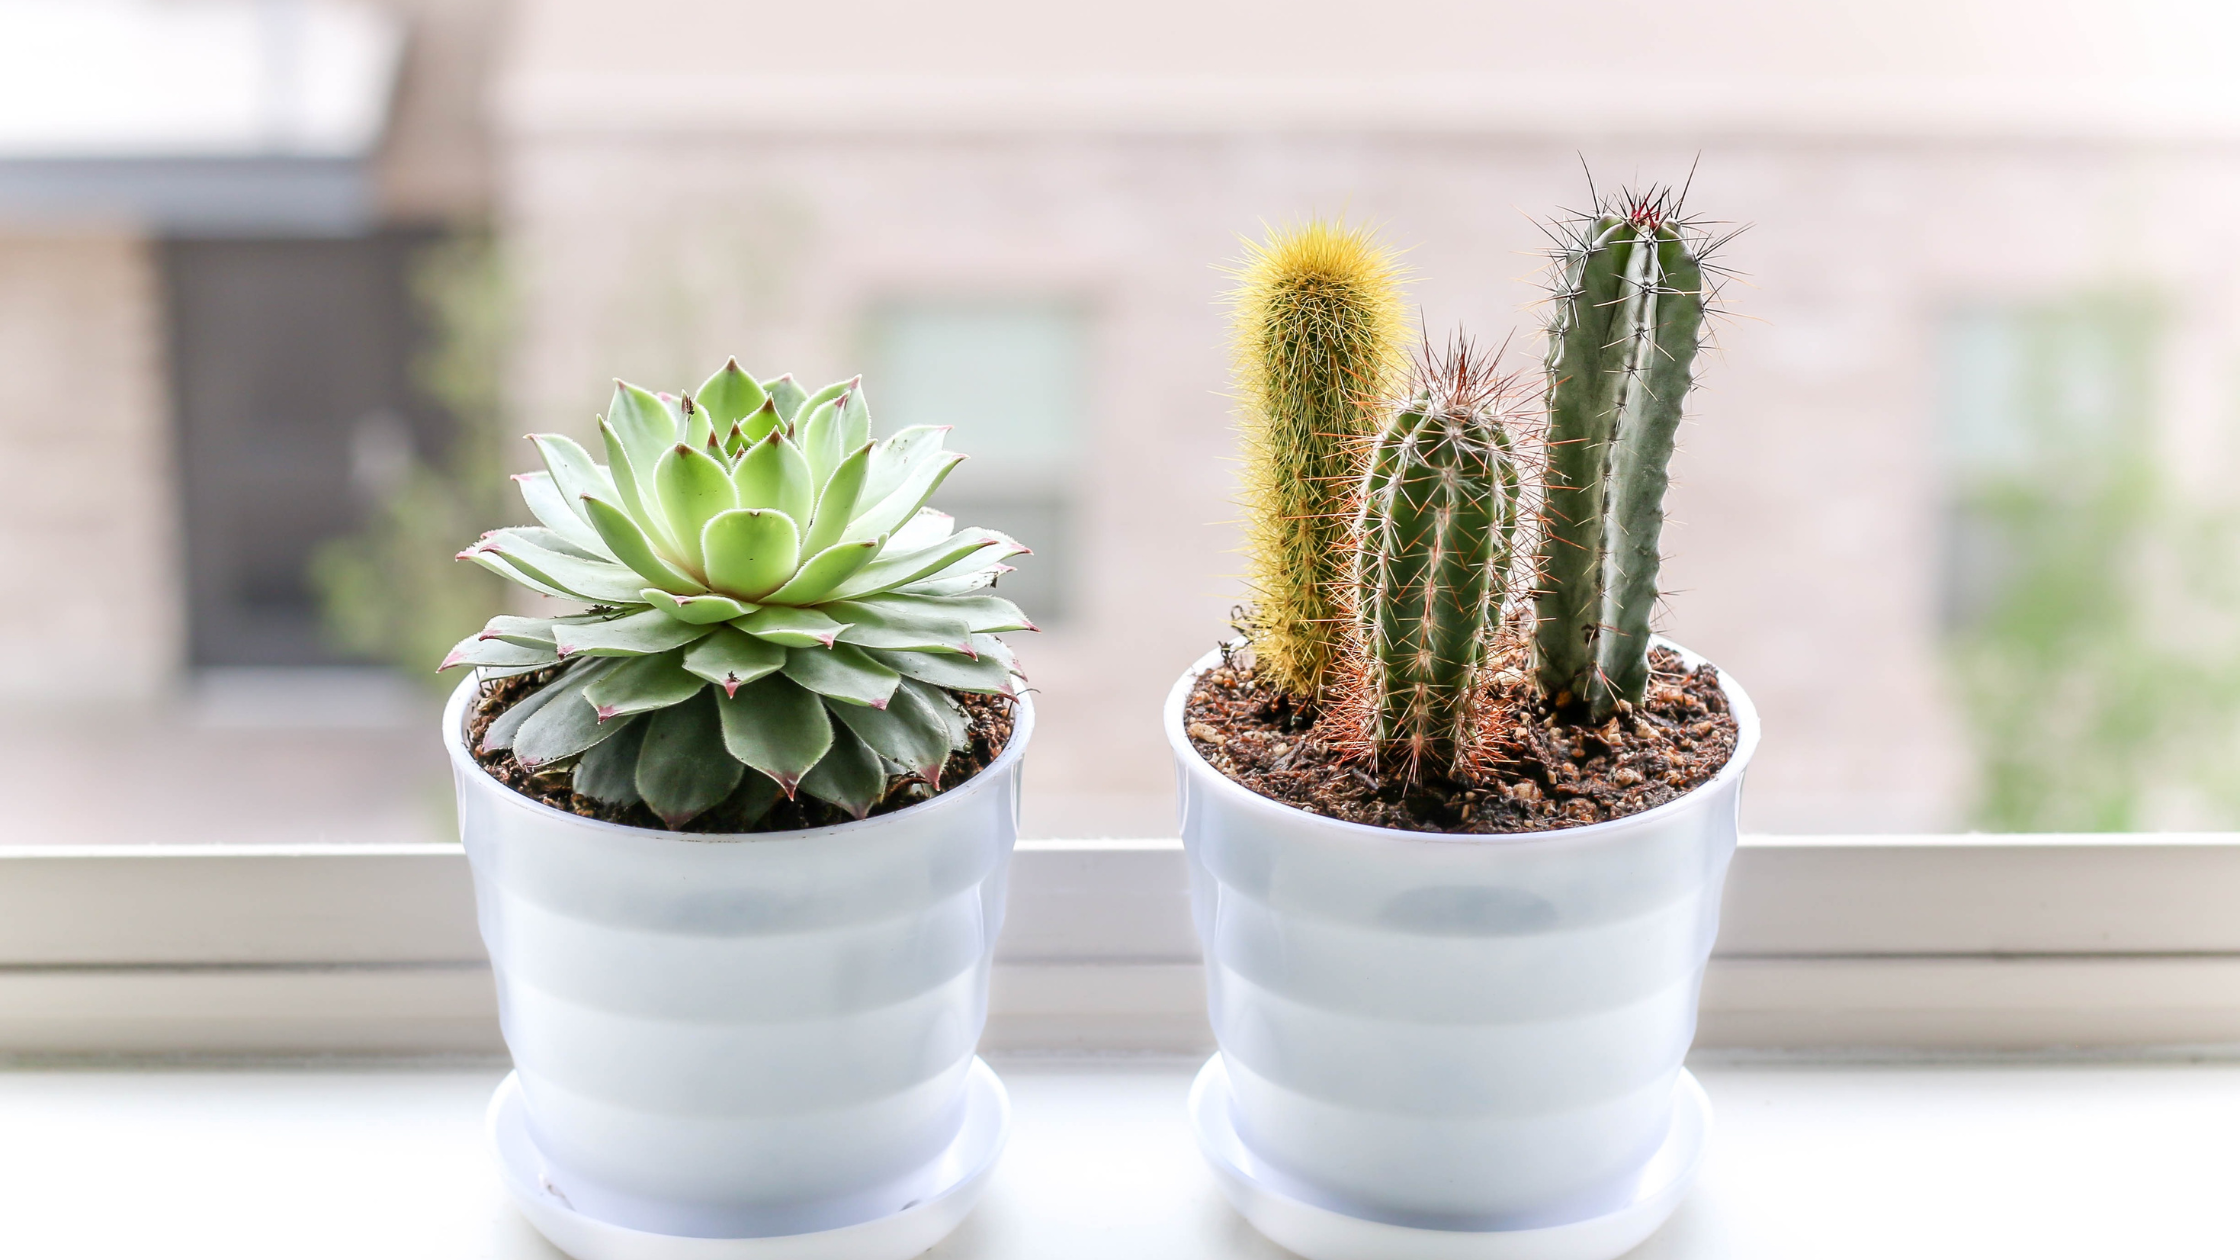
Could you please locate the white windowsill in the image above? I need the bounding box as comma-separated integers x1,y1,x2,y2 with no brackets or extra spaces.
3,1052,2234,1259
6,835,2240,1055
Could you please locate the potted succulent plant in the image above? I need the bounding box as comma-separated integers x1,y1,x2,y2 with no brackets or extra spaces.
437,361,1033,1260
1171,198,1757,1260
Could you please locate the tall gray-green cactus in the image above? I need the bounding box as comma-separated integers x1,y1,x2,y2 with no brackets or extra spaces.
1354,347,1523,780
1532,189,1710,721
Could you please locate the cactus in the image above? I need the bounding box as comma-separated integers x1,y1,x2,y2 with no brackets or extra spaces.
1229,220,1408,699
1531,188,1712,721
1353,342,1524,780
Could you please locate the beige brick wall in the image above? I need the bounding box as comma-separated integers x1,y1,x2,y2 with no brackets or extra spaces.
0,232,180,701
495,131,2240,836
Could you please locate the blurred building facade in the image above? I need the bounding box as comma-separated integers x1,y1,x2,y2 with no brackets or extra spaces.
7,0,2240,839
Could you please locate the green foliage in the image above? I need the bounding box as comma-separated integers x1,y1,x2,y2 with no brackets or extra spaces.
1353,343,1523,780
1531,187,1718,721
444,360,1032,828
311,235,513,691
1228,220,1408,699
1945,293,2240,830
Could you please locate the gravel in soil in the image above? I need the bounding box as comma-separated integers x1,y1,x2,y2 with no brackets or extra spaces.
466,672,1016,834
1183,645,1738,834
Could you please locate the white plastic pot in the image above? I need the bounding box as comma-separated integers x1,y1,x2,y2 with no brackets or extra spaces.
444,679,1031,1258
1166,644,1757,1260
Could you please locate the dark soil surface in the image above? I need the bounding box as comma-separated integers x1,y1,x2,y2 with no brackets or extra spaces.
468,672,1016,834
1184,646,1738,834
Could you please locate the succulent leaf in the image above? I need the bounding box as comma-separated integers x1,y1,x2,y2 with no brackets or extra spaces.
641,590,754,624
481,661,585,751
473,615,565,648
838,385,872,451
515,471,609,554
529,434,618,527
696,358,768,427
897,566,1011,598
761,374,808,424
701,508,800,599
867,644,1017,695
633,690,743,826
463,549,582,603
902,677,974,750
731,605,849,648
596,418,676,556
581,495,705,595
730,430,815,524
584,649,705,720
441,633,557,672
572,716,646,806
941,594,1034,634
828,594,975,654
798,721,885,819
886,506,955,552
740,395,784,444
796,402,843,488
827,686,954,784
468,530,653,604
715,673,832,794
801,442,872,558
605,381,683,496
724,771,785,828
841,452,966,546
653,443,738,572
781,643,901,708
681,626,786,695
828,529,1016,601
513,660,628,765
553,608,715,658
761,539,880,605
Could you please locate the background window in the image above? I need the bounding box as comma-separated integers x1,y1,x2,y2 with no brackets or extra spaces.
861,301,1086,626
163,231,449,666
1938,293,2240,831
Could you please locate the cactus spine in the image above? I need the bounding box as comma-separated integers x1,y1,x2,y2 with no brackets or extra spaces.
1230,221,1408,699
1532,190,1708,721
1355,346,1523,780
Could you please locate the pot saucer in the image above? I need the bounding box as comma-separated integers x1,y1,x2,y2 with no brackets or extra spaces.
1188,1054,1708,1260
488,1059,1009,1260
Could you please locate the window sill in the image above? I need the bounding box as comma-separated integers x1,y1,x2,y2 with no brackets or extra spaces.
2,1052,2233,1259
3,835,2239,1055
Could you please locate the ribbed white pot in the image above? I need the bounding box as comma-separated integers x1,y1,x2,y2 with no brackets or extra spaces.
443,679,1030,1244
1167,643,1756,1242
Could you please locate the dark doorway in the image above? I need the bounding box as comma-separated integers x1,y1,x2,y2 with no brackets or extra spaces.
162,231,447,666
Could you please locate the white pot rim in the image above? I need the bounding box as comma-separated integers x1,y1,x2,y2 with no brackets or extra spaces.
443,674,1036,846
1163,637,1759,849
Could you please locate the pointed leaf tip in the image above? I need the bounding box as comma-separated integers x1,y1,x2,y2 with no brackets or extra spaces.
594,705,619,722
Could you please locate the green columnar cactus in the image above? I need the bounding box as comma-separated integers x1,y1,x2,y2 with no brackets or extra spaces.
441,360,1032,828
1531,190,1709,721
1230,221,1408,699
1354,347,1522,780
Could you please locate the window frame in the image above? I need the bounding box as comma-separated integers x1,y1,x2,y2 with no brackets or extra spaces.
3,836,2236,1056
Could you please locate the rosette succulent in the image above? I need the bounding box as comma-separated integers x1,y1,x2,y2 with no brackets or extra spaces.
441,360,1031,828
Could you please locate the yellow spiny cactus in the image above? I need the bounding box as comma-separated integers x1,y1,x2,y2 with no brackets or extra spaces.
1227,220,1410,698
